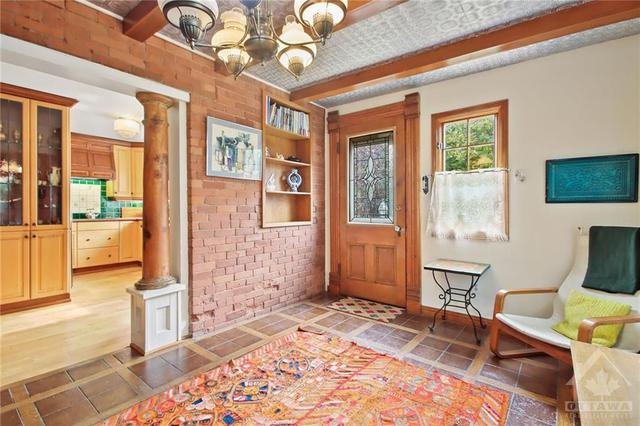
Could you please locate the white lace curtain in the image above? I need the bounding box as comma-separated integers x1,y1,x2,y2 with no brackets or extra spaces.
427,169,508,241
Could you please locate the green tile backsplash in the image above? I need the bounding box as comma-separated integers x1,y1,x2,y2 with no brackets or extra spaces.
71,178,143,219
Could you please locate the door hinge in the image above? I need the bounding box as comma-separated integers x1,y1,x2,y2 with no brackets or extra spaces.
336,142,340,154
436,142,444,150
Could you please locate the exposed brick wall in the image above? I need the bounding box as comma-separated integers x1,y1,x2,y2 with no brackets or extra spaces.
0,0,325,335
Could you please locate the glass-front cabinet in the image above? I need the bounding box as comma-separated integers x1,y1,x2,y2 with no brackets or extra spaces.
32,101,68,229
0,87,73,311
0,94,29,229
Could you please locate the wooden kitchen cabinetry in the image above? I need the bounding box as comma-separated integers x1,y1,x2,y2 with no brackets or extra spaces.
0,84,76,313
70,133,116,179
113,145,143,200
72,219,142,271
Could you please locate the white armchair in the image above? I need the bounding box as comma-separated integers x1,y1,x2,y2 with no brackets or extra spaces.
490,231,640,365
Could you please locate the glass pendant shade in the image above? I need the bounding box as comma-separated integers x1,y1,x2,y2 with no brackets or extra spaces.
277,16,316,77
218,47,250,75
294,0,347,38
158,0,219,33
211,7,246,48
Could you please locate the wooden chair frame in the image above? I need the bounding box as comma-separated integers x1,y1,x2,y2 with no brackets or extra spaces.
489,287,640,365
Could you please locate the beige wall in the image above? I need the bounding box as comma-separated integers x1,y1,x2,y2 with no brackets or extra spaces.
330,35,640,317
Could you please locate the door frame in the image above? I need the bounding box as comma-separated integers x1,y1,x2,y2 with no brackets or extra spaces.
327,93,421,313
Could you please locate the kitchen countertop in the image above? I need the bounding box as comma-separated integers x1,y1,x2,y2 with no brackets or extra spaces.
73,217,142,222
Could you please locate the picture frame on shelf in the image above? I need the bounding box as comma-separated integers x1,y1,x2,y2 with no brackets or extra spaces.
206,116,262,181
546,153,638,203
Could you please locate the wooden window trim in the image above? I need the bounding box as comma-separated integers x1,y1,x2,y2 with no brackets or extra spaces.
430,99,509,240
431,99,508,173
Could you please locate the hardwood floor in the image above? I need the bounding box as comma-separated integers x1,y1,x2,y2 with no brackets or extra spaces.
0,267,140,386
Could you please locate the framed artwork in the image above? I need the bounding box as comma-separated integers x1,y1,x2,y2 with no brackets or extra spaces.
546,153,638,203
206,116,262,180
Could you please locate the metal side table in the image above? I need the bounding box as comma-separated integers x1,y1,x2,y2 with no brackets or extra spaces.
423,259,490,344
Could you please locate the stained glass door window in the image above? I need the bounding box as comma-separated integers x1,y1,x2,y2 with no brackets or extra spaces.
348,131,394,224
0,97,28,227
34,105,64,225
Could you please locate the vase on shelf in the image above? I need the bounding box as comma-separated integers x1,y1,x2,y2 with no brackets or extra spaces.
286,169,302,192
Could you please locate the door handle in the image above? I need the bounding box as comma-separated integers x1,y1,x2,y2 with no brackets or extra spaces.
394,225,402,236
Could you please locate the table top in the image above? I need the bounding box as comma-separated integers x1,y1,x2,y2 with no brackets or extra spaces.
423,259,490,276
571,341,640,426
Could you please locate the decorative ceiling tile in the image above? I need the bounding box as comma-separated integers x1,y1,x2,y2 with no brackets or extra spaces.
245,0,581,89
86,0,141,17
318,19,640,108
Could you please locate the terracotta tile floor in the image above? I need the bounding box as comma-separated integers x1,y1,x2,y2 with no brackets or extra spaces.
0,295,566,425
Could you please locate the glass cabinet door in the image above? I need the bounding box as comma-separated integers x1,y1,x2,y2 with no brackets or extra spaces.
0,95,29,228
32,102,67,228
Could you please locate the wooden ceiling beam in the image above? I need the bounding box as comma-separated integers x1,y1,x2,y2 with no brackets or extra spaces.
123,0,166,42
290,1,640,102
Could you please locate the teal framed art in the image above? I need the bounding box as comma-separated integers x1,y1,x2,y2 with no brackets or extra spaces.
546,154,638,203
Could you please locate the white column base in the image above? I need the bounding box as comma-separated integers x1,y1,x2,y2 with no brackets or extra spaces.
127,283,186,355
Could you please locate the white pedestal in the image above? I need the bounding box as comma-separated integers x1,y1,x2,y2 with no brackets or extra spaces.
127,283,186,355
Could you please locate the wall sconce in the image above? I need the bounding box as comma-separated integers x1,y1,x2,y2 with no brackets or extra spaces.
114,117,140,139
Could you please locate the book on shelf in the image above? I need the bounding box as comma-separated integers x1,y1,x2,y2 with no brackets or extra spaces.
266,97,309,137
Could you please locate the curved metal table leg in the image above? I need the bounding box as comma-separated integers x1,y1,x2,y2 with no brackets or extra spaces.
428,270,449,332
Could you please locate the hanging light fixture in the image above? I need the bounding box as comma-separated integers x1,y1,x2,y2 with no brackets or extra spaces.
113,117,141,139
157,0,348,79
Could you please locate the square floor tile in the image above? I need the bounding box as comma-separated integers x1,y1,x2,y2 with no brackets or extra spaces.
128,357,183,389
445,343,478,359
315,313,350,328
479,364,518,387
410,344,442,361
41,397,96,426
418,335,450,351
210,341,242,357
437,352,473,370
508,394,556,425
80,373,128,397
1,389,13,406
86,381,137,413
0,409,21,426
25,371,72,396
113,347,144,364
66,359,109,381
35,388,86,417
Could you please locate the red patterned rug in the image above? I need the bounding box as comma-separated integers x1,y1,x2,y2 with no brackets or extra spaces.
328,297,405,323
99,331,509,425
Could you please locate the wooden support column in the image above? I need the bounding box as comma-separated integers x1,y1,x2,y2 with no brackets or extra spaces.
403,93,421,314
135,92,175,290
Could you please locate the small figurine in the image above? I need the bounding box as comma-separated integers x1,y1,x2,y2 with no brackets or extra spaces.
12,129,20,144
265,146,271,158
286,169,302,192
286,156,302,163
276,153,285,160
0,123,6,142
266,173,276,192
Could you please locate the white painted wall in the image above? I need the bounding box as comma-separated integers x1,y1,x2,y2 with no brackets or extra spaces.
329,35,640,317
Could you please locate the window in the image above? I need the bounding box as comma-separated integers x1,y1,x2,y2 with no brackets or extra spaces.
348,131,394,224
428,100,509,241
432,100,508,172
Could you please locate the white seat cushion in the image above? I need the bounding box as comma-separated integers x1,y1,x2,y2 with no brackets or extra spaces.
496,313,571,349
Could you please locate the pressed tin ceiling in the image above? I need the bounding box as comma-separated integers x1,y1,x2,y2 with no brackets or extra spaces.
85,1,639,107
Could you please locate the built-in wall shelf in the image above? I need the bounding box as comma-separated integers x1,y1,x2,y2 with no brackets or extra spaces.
262,92,312,228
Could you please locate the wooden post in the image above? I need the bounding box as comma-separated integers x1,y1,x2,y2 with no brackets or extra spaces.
135,92,176,290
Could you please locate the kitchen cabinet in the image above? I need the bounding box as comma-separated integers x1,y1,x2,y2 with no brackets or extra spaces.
70,133,116,179
112,145,143,200
0,231,30,304
72,219,142,270
119,220,140,263
0,84,74,312
30,229,68,299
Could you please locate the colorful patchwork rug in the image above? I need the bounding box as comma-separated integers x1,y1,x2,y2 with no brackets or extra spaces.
328,297,405,322
99,331,508,425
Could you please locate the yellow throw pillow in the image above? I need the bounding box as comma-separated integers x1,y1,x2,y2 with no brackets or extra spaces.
552,290,631,347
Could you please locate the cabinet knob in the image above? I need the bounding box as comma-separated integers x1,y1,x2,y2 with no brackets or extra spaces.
108,254,112,258
24,235,28,239
107,237,112,240
32,235,36,238
32,222,36,226
86,238,90,242
86,257,90,260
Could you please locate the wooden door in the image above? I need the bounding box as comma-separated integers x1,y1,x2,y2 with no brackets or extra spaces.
0,231,31,304
30,229,68,298
119,220,138,262
338,115,407,307
113,145,132,198
130,146,144,199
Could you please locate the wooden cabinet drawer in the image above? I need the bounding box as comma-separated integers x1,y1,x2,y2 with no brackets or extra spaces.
77,229,119,249
77,221,120,231
77,247,119,268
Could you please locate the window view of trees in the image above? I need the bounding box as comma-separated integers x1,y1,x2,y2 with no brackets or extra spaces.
443,115,495,171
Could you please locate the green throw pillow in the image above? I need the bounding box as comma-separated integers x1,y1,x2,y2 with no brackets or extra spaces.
552,290,631,347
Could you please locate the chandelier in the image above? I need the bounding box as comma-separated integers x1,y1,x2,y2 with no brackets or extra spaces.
157,0,348,79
